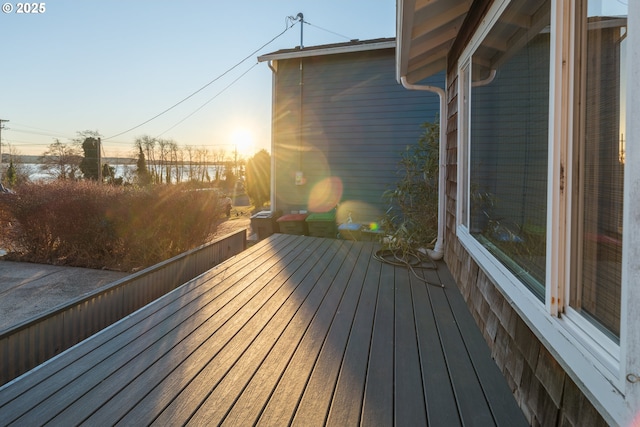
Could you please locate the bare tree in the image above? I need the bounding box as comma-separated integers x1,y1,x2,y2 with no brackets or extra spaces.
39,139,82,180
212,148,226,182
170,141,181,183
134,135,158,183
157,138,169,184
195,148,211,182
72,130,102,145
185,145,195,181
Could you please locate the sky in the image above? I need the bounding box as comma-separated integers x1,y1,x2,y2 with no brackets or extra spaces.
0,1,396,159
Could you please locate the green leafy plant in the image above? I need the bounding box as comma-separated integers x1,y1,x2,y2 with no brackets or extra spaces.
381,120,439,257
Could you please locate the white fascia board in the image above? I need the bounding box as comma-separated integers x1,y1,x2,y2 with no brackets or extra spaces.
257,40,396,63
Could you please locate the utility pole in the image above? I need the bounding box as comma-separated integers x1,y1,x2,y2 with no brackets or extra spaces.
97,137,102,182
0,119,9,163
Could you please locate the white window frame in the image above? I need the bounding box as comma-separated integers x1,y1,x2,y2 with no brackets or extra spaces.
455,0,632,423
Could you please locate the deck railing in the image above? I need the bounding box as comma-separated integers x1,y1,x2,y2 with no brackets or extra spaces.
0,229,246,387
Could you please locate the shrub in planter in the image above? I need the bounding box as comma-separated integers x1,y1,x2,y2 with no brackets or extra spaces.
381,120,439,254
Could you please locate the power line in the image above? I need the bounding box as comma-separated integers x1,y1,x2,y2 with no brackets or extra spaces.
9,128,73,139
155,62,260,138
304,21,352,41
105,22,298,141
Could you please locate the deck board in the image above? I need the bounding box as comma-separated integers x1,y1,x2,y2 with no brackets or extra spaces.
77,235,312,423
123,236,333,425
436,264,528,427
0,235,527,426
427,272,496,427
88,235,327,425
361,261,395,426
253,239,354,426
411,269,462,426
325,248,381,426
0,233,294,408
395,267,428,426
288,242,368,426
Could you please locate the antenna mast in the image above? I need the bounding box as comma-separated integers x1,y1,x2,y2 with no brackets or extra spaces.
296,13,304,48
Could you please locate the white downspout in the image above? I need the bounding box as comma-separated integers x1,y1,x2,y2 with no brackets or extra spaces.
268,60,277,211
400,76,446,260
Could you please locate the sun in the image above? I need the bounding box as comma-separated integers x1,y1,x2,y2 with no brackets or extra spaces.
231,128,255,157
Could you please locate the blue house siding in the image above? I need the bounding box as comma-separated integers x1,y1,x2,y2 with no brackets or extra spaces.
268,45,442,225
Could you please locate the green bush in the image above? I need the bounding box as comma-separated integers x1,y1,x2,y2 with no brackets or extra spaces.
382,120,439,252
0,182,221,270
246,149,270,208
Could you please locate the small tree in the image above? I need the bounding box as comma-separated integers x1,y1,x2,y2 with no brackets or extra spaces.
102,163,122,185
1,144,30,185
223,169,236,192
79,137,100,180
382,120,439,252
246,149,270,208
5,159,17,186
136,146,151,186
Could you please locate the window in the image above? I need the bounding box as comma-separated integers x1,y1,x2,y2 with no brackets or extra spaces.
570,0,627,341
459,0,627,370
468,0,551,299
456,0,630,417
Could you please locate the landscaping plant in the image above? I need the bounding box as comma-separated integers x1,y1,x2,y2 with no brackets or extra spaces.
0,181,222,271
381,120,439,256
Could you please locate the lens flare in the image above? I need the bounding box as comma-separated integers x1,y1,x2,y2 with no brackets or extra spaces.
308,177,343,212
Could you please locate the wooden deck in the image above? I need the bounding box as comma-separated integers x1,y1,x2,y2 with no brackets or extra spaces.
0,234,527,426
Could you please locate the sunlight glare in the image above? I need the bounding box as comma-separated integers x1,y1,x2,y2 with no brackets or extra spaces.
231,128,255,156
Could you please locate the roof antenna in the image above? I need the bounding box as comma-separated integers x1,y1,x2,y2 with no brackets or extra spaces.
296,13,304,48
286,13,305,49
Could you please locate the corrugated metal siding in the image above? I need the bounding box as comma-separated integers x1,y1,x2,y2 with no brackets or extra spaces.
272,48,442,224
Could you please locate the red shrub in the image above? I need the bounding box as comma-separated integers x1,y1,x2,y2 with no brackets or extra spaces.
0,182,221,270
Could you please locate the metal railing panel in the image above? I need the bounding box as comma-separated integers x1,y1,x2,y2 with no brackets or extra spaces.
0,229,246,386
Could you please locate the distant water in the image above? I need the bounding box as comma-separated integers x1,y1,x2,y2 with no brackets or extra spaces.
22,163,226,182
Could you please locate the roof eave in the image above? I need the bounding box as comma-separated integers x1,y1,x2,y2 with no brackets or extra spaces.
396,0,473,84
258,39,396,63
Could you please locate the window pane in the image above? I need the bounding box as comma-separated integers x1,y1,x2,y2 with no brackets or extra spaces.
572,1,626,340
469,0,550,299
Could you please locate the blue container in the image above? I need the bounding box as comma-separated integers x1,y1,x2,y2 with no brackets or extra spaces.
338,223,361,240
